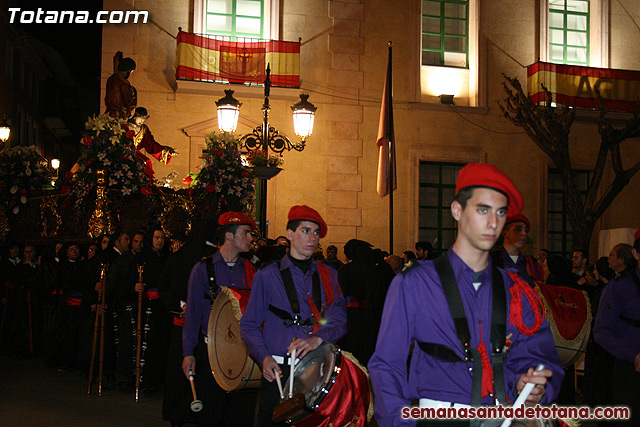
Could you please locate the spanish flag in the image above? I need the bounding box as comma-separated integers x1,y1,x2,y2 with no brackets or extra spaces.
527,61,640,112
175,31,300,87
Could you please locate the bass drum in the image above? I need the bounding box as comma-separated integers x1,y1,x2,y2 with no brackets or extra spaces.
536,282,592,367
207,286,261,391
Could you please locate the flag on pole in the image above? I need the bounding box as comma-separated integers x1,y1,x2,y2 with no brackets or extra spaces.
376,45,397,197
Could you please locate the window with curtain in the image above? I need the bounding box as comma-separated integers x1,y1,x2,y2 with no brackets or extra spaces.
421,0,469,68
548,0,589,65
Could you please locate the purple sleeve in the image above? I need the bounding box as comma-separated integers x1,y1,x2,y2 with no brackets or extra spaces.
182,262,208,357
368,275,415,427
594,279,638,363
240,269,271,367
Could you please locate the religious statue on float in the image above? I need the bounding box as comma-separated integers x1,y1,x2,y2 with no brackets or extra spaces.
127,107,178,181
105,52,137,120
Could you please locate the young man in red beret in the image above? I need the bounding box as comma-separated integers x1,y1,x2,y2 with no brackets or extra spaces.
180,212,257,426
369,163,563,426
494,213,544,281
240,205,346,426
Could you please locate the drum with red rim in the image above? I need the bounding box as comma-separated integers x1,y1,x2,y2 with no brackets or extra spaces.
280,342,372,427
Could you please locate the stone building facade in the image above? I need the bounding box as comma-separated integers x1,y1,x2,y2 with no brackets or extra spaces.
101,0,640,260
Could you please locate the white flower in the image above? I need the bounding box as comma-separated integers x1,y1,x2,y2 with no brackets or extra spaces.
97,153,106,161
109,178,118,186
127,171,133,178
10,185,18,194
20,195,27,204
12,206,19,214
103,159,111,166
121,187,132,196
114,170,123,178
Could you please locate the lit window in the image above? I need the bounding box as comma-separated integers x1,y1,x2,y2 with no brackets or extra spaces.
205,0,263,39
195,0,280,40
422,0,468,68
548,0,589,65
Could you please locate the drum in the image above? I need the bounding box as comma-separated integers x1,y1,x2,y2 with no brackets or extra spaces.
279,342,372,427
536,282,592,367
207,286,261,391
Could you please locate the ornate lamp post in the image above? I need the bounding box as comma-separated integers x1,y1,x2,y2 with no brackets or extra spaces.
216,65,317,237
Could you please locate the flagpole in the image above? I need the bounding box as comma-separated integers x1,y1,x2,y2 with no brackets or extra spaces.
387,42,393,254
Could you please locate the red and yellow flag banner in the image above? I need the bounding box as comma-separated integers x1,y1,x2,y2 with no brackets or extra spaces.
175,31,300,87
527,61,640,112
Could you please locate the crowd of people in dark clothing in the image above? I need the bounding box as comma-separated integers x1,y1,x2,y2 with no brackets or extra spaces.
1,222,639,425
0,224,397,419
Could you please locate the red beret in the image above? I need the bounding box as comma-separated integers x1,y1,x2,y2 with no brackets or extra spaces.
505,213,530,232
287,205,327,238
455,163,523,216
217,211,256,230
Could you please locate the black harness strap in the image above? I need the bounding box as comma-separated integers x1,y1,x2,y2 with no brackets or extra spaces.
204,257,218,303
271,266,323,333
621,315,640,328
428,255,507,408
490,266,507,405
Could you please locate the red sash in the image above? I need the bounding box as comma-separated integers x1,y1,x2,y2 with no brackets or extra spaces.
65,297,82,307
144,290,160,300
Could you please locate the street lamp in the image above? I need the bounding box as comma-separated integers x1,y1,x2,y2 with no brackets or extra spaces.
216,90,242,132
215,64,317,237
51,158,60,186
0,117,10,147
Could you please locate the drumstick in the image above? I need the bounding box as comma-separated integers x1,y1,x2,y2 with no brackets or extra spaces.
288,348,296,399
273,368,284,400
500,364,545,427
188,370,203,412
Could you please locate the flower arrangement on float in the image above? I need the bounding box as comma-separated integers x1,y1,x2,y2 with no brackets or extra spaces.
68,114,151,204
182,132,255,213
0,145,51,214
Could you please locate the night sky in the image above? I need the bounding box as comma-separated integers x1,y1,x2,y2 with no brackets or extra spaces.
11,0,103,111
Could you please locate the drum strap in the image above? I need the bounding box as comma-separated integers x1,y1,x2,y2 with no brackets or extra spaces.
272,267,322,334
423,255,506,409
205,257,218,302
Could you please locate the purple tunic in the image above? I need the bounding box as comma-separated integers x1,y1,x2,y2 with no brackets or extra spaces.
368,249,563,427
240,254,346,366
498,247,542,281
182,252,251,357
594,267,640,363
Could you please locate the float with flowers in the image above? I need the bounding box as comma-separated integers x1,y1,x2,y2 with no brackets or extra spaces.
0,115,259,243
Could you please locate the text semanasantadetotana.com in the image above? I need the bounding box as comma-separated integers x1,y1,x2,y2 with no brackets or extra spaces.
402,404,630,420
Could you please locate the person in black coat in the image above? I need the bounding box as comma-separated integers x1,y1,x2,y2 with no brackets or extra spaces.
337,239,394,365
